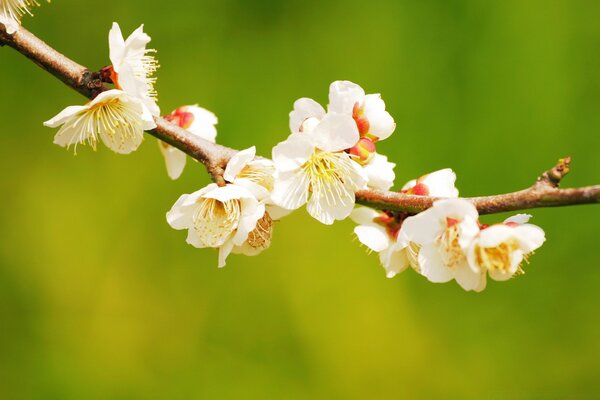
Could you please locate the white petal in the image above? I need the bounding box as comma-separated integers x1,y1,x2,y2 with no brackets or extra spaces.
401,211,444,245
354,225,390,252
224,146,256,182
232,202,264,246
350,207,380,226
363,153,395,190
203,184,253,203
265,204,293,220
432,198,479,222
306,190,355,225
159,142,187,180
289,98,326,134
186,105,218,142
421,169,459,198
418,244,454,283
457,215,480,250
380,247,410,278
44,105,88,128
166,189,210,230
365,110,395,141
108,22,126,69
514,224,546,253
272,133,313,173
218,241,235,268
454,263,486,292
328,80,365,114
270,170,310,210
504,214,532,224
477,225,516,248
309,113,359,152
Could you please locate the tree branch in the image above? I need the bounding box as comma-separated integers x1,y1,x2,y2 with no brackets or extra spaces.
2,24,599,213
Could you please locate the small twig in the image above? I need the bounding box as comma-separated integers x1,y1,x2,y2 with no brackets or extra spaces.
2,23,599,212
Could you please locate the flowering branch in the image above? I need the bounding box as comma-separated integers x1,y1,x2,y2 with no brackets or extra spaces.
1,23,598,212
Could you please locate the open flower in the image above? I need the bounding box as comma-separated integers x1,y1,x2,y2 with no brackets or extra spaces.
401,168,459,197
223,146,290,220
468,214,545,281
44,89,156,154
401,199,485,291
362,153,396,191
352,169,459,277
108,22,160,116
0,0,47,34
166,183,269,267
328,80,395,142
271,114,367,225
159,105,218,179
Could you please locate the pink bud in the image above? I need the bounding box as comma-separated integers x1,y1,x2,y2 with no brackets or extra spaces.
164,107,195,129
347,138,376,164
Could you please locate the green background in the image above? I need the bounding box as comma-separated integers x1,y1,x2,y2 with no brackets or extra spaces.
1,0,599,398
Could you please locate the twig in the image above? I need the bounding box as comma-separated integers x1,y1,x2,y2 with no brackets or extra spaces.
1,24,599,213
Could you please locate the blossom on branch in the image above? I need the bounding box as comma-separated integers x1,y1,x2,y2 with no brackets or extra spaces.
271,118,367,225
44,89,156,154
167,183,270,267
0,0,48,34
160,105,218,179
468,214,545,281
402,199,485,292
108,22,160,116
352,168,459,277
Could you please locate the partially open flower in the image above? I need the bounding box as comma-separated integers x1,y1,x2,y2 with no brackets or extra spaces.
271,114,367,225
108,22,160,116
0,0,47,34
329,80,396,142
468,214,545,281
159,105,218,179
401,168,459,197
44,89,156,154
166,183,268,267
402,199,485,292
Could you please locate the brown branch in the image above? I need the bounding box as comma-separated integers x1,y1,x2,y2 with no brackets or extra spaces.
2,24,599,213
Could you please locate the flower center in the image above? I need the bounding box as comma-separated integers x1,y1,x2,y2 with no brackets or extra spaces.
192,197,241,247
303,151,356,201
436,222,466,268
1,0,39,21
238,164,275,192
474,240,520,273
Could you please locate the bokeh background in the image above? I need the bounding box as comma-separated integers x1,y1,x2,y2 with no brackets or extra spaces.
1,0,599,398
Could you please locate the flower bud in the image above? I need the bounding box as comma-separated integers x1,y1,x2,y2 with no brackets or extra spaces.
347,137,376,164
164,106,195,129
352,102,370,135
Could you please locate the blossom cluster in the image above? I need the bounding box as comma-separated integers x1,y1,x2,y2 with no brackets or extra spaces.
35,19,547,291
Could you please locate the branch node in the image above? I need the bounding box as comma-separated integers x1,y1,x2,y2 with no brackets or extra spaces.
537,156,571,188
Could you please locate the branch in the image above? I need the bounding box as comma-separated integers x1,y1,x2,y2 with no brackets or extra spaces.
2,24,599,213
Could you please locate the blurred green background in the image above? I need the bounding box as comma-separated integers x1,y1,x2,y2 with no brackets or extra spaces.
1,0,599,398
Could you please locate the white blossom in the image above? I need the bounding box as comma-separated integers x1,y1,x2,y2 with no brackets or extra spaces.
44,89,156,154
166,183,270,267
401,168,459,197
401,199,485,291
352,169,459,277
0,0,47,34
467,214,545,281
363,153,396,191
328,80,396,142
271,113,367,225
109,22,160,116
159,105,218,179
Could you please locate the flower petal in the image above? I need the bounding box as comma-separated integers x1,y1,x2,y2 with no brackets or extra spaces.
309,113,359,152
418,243,454,283
454,263,486,292
159,142,187,180
270,170,310,211
289,98,326,134
363,153,395,191
328,80,365,114
354,225,390,252
272,133,313,173
224,146,256,182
